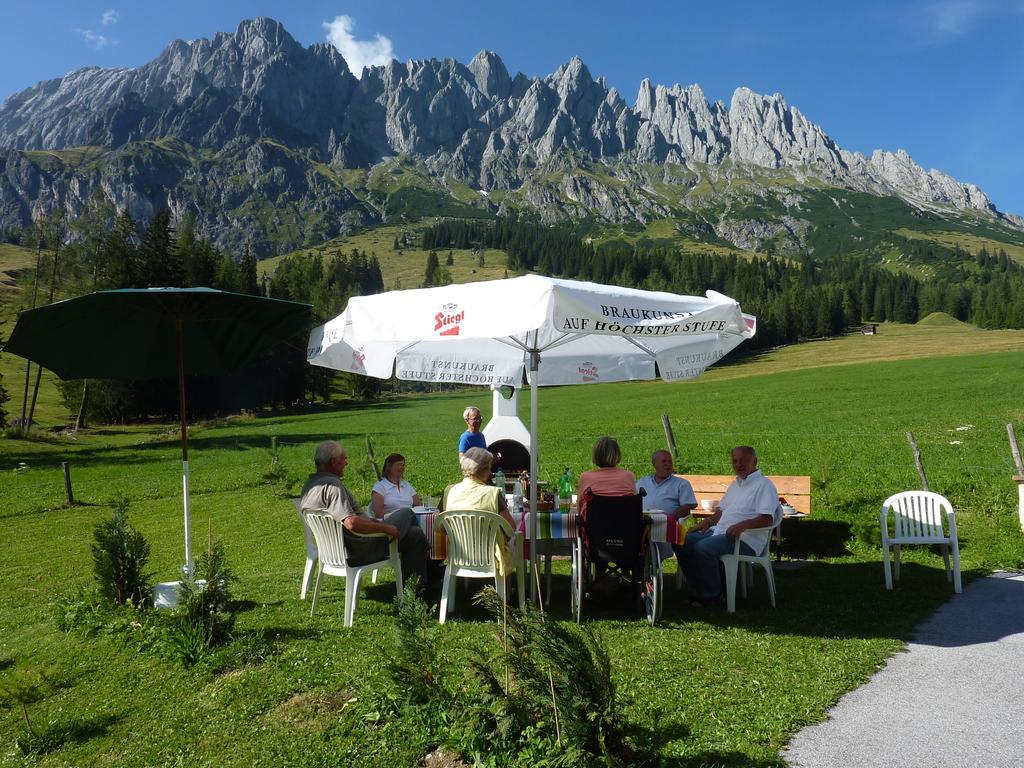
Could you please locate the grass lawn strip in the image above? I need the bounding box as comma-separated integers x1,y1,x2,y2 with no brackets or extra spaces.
1,347,1023,765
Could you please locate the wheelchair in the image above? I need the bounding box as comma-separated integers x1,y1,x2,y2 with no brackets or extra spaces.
571,489,663,625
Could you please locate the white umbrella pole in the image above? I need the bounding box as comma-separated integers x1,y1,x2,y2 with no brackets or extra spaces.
182,460,191,571
529,346,539,605
176,318,193,576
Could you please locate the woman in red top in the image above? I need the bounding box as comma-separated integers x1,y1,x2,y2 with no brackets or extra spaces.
578,436,636,518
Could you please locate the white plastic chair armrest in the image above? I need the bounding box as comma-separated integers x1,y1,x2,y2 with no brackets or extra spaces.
945,507,958,540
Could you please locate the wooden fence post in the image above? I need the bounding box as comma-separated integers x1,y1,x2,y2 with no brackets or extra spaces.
1008,424,1024,532
661,415,678,461
61,461,74,506
906,431,930,492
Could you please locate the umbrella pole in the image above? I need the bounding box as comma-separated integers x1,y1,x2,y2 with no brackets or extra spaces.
177,319,192,575
529,346,540,605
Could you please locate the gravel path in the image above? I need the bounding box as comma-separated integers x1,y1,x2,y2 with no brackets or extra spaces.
783,571,1024,768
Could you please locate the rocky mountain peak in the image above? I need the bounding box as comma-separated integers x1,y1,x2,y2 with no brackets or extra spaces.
468,50,511,99
0,15,1014,255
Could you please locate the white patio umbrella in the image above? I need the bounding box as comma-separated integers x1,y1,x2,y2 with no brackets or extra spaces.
306,274,755,601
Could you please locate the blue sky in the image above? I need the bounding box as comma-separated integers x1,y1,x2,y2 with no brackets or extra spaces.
2,0,1022,216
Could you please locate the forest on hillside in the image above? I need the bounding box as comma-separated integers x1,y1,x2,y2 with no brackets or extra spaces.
422,219,1024,347
4,208,1023,427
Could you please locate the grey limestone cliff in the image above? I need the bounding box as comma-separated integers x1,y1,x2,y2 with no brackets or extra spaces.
0,16,1013,253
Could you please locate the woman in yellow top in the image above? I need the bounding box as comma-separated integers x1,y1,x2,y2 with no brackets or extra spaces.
445,447,515,528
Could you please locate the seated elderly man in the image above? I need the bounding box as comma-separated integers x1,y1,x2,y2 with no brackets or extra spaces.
636,450,697,561
300,440,428,593
674,446,777,607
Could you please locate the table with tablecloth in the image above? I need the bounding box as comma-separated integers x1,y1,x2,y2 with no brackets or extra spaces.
415,508,689,560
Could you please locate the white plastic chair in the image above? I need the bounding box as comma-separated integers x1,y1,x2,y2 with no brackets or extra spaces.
303,512,403,626
436,509,525,623
719,505,784,613
293,499,318,600
881,491,961,593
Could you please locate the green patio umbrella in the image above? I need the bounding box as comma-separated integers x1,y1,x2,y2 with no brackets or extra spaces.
4,287,312,572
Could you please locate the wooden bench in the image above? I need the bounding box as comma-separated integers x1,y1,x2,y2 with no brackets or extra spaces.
680,474,811,517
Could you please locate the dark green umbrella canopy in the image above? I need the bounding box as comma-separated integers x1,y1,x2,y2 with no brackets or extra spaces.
4,287,312,380
3,287,312,572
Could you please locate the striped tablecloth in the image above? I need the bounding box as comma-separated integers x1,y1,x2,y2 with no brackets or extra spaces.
517,510,688,545
415,510,447,560
416,509,690,560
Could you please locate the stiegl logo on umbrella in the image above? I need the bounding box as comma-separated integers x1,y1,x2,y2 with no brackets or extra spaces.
350,347,366,371
434,303,464,336
578,362,599,382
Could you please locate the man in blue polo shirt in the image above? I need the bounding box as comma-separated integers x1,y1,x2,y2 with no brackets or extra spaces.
458,406,487,460
637,450,697,560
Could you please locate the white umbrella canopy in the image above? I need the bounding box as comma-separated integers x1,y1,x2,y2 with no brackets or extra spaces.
306,274,755,601
307,274,754,385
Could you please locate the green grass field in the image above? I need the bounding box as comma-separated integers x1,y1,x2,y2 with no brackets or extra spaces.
2,343,1023,766
256,223,511,291
1,244,67,427
4,241,1024,765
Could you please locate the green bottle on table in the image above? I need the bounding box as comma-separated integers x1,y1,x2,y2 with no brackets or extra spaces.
558,467,573,512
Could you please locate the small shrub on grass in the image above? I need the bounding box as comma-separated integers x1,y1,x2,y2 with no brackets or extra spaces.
164,538,236,668
262,439,290,485
389,577,445,705
55,587,115,636
0,664,53,750
460,587,633,768
381,584,642,768
91,494,152,607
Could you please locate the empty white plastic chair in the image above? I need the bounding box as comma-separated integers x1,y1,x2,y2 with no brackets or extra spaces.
719,505,784,613
303,512,403,626
293,499,318,600
436,509,525,623
881,491,961,593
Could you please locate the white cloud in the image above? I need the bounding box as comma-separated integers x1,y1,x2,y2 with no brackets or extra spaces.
75,28,113,50
101,9,119,25
919,0,1024,42
924,0,986,39
322,15,394,77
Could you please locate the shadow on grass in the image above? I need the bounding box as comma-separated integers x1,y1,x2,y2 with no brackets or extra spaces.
780,519,853,558
658,751,785,768
0,430,364,472
534,560,993,644
225,624,326,643
229,599,263,613
17,712,120,756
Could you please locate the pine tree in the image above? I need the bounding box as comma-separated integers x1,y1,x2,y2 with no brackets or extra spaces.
105,209,139,287
0,338,9,429
424,251,440,287
239,245,258,295
139,210,178,287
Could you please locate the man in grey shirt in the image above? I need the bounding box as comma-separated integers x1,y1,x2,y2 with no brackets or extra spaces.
300,440,428,593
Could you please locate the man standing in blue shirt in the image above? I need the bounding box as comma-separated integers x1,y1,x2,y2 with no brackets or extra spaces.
458,406,487,460
637,450,697,560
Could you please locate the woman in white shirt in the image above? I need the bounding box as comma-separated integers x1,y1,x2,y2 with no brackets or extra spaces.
371,453,422,518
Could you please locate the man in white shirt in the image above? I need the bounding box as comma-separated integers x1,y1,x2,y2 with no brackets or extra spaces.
674,446,777,606
636,450,697,560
